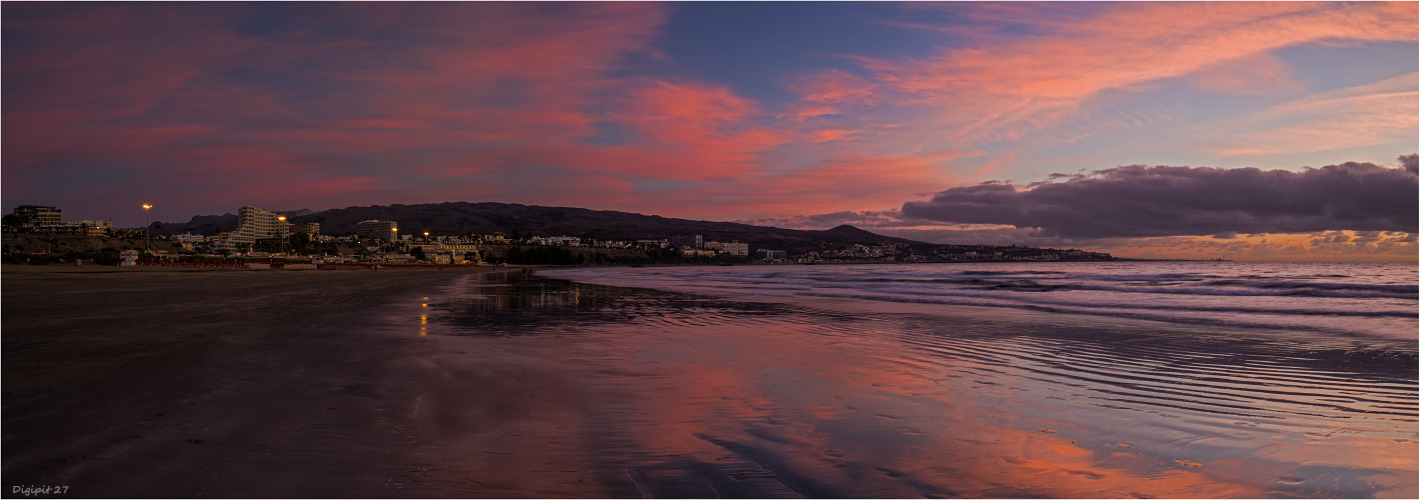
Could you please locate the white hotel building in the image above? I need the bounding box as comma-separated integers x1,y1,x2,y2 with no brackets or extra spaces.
219,206,290,249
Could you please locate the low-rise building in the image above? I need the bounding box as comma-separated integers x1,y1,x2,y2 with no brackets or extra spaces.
670,234,703,249
13,205,62,228
755,249,788,261
34,219,113,236
426,249,456,264
71,220,113,235
411,243,480,255
530,235,580,245
355,220,400,240
292,222,320,238
707,241,748,256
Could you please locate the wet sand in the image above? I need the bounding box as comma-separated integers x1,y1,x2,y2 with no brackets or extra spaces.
424,272,1417,499
2,266,520,498
4,266,1416,498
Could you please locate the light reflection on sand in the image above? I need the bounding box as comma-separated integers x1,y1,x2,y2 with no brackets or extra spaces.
409,271,1416,498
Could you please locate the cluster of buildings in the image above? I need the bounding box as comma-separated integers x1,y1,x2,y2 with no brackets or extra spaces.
165,206,322,252
9,205,114,236
8,204,1108,263
6,205,322,253
667,235,750,256
7,204,757,261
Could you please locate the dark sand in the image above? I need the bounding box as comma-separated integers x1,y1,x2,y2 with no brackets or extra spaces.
2,265,557,498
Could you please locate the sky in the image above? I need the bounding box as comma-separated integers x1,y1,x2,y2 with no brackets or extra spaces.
3,2,1417,260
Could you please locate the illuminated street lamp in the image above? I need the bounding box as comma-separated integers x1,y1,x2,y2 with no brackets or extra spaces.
424,231,430,244
141,204,152,253
277,215,287,257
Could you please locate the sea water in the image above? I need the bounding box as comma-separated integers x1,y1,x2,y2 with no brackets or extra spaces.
546,261,1418,340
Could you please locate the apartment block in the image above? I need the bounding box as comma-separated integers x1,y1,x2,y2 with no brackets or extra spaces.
292,222,320,237
669,234,703,249
355,220,399,240
13,205,62,227
755,249,787,261
707,241,748,256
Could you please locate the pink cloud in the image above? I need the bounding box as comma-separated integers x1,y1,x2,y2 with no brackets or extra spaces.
1196,72,1419,157
791,2,1418,157
786,69,879,105
1184,53,1304,96
614,80,790,161
807,129,855,143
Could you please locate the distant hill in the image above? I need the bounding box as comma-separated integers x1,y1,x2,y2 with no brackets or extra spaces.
277,209,320,217
157,213,237,235
154,201,924,252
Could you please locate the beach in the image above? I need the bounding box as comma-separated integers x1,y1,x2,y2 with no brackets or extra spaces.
2,266,529,497
3,263,1417,498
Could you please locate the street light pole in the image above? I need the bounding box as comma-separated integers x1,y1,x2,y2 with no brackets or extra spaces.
142,204,152,253
277,215,287,258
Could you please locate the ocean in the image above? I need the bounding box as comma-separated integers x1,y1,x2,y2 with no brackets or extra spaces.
420,261,1417,497
545,261,1419,340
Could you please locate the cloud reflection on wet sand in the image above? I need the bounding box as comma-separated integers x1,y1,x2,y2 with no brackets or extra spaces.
398,272,1416,498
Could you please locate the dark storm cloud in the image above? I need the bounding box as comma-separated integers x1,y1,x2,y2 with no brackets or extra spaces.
900,157,1419,239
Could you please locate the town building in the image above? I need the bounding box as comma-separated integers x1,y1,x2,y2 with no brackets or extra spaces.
355,220,399,240
71,220,113,234
411,243,480,255
425,249,456,265
292,222,320,238
755,249,788,261
530,235,581,245
670,234,703,249
706,241,748,256
211,231,235,250
34,219,113,236
224,206,290,248
13,205,62,227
